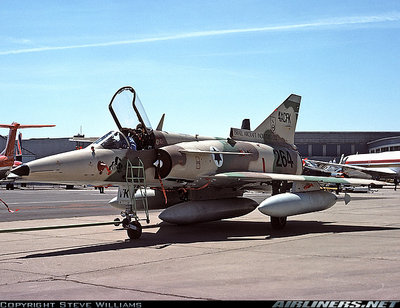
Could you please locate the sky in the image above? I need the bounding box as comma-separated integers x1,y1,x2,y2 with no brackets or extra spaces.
1,0,400,139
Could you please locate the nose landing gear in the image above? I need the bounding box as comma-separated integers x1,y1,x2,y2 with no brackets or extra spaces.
114,214,143,239
113,158,149,240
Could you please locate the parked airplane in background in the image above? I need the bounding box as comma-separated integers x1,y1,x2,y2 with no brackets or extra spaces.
307,152,400,188
10,86,386,239
0,123,55,188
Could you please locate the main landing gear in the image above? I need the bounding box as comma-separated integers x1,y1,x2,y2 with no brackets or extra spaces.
270,180,289,230
270,216,287,230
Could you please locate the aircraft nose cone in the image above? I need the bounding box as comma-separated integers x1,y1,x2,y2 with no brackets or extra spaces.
11,164,30,177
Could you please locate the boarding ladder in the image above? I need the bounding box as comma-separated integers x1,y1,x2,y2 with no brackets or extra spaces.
125,158,150,224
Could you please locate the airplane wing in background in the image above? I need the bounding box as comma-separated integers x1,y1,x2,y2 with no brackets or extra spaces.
306,159,398,179
68,136,99,143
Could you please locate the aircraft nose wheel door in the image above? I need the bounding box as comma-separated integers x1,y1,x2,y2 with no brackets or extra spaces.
122,158,149,239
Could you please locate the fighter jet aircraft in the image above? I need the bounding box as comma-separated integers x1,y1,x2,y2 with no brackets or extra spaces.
11,86,386,239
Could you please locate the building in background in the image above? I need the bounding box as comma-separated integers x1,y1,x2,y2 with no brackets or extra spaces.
293,132,400,161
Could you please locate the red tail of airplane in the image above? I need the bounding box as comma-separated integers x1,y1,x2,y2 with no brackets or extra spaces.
0,122,55,177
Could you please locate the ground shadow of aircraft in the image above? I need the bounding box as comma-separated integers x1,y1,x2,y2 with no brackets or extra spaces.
22,220,399,259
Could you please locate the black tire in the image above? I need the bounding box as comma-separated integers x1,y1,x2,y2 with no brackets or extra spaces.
127,220,142,239
270,216,287,230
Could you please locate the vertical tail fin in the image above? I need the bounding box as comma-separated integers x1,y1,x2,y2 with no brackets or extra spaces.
230,94,301,146
254,94,301,145
0,124,18,158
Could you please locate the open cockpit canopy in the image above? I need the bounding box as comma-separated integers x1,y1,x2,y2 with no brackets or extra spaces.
107,86,155,151
108,86,152,133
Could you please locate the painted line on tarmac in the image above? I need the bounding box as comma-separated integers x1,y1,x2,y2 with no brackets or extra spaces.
5,199,112,205
0,221,161,233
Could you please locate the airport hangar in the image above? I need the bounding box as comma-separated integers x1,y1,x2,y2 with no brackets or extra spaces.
2,131,400,163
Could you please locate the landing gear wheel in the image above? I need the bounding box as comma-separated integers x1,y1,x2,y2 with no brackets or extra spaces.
127,220,142,239
270,216,287,230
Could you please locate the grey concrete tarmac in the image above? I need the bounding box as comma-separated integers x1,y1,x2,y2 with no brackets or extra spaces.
0,186,119,222
0,187,399,300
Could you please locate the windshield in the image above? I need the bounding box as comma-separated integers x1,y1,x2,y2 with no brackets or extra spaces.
108,86,152,132
93,131,114,145
93,131,131,149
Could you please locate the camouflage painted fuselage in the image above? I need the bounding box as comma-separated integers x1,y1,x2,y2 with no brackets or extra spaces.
156,139,302,186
